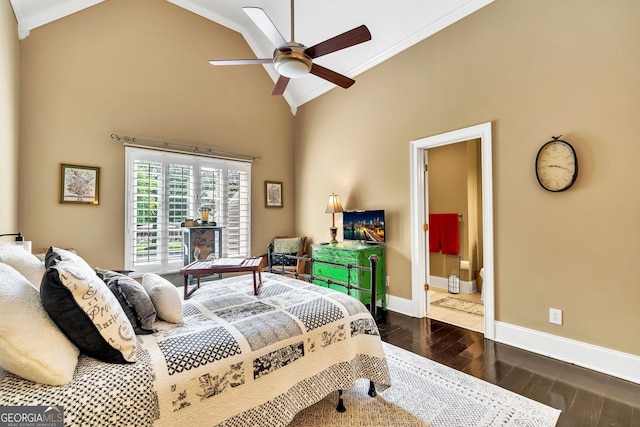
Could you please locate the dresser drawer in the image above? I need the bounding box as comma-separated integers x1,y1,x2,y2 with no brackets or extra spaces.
312,262,360,285
312,246,359,264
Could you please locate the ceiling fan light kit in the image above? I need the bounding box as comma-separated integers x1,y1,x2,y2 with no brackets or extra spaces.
274,45,312,78
209,0,371,96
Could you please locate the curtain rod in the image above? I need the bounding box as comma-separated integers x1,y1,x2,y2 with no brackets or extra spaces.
110,133,262,162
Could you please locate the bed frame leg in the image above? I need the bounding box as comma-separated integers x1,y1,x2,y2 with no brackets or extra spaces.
368,380,377,397
336,382,376,412
336,390,346,412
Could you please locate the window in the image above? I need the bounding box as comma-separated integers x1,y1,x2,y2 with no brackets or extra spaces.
125,147,251,275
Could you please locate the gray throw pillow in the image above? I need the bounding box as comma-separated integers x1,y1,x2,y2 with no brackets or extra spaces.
96,269,157,335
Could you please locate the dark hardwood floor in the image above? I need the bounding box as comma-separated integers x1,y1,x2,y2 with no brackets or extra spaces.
377,310,640,427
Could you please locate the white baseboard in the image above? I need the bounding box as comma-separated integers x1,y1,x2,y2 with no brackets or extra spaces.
386,294,414,317
494,321,640,385
429,275,477,294
385,294,640,385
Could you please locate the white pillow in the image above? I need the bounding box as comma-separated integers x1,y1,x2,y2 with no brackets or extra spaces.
0,243,45,289
0,262,79,385
142,273,184,324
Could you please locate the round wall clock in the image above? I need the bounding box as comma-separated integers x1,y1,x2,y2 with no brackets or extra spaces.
535,135,578,192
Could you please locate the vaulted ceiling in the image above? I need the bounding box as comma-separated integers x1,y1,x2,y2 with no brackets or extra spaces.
9,0,494,110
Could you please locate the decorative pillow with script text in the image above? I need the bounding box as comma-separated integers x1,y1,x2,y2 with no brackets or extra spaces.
41,260,137,363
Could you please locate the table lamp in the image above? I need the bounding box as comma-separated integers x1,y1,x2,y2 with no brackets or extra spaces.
325,193,343,243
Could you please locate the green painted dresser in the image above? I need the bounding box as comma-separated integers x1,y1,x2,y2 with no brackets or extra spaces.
311,242,386,309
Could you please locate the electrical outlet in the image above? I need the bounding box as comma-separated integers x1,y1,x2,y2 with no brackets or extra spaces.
385,276,390,288
549,308,563,325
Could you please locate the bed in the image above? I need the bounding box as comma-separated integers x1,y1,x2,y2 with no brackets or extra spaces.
0,246,391,427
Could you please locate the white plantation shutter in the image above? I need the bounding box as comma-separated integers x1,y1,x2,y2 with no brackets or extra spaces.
222,168,250,256
199,166,250,257
125,147,251,274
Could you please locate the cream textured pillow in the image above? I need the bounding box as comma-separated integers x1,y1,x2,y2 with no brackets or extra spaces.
142,273,184,324
0,262,79,385
0,243,46,289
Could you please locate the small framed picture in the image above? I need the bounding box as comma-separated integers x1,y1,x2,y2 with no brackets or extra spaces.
60,164,100,205
264,181,283,208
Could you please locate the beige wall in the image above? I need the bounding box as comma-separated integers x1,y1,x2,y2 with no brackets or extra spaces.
294,0,640,355
0,1,19,235
18,0,294,267
9,0,640,356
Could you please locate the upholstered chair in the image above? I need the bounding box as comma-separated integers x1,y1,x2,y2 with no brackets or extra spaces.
266,236,308,275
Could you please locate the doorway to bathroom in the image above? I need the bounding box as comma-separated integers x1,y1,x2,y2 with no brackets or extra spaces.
409,122,495,339
425,140,484,333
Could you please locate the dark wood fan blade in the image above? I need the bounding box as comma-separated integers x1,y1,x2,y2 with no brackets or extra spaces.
305,25,371,59
243,7,291,52
209,58,273,66
309,64,355,89
271,76,291,96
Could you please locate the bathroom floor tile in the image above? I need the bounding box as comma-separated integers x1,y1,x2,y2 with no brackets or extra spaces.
427,288,484,333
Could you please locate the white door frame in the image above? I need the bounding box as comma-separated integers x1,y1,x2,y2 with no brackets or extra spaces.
410,122,495,339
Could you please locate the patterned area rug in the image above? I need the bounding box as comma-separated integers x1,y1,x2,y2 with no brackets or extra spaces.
290,343,560,426
431,295,484,316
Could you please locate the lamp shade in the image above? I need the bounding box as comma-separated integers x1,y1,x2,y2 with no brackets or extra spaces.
325,194,344,214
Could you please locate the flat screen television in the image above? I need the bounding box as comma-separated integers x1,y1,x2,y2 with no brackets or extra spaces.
342,210,385,243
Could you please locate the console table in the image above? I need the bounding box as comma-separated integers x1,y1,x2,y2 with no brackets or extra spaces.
182,226,223,284
182,226,223,264
311,242,386,310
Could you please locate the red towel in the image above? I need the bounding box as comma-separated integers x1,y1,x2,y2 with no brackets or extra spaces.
428,213,459,255
440,213,459,255
428,214,441,253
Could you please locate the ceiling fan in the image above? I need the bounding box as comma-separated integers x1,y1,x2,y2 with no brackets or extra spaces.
209,0,372,96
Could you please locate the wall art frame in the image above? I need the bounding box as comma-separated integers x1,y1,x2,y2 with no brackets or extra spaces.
59,163,100,205
264,181,283,208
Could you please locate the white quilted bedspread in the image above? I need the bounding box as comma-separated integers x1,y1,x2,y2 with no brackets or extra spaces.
0,273,391,427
